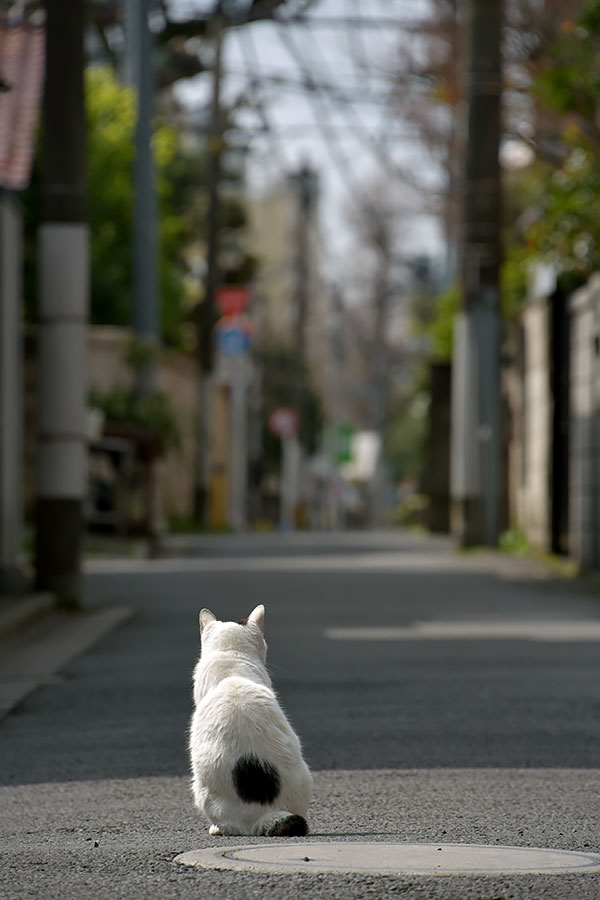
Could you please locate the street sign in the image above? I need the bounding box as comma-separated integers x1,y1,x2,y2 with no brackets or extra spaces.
268,406,299,440
336,423,354,463
215,314,253,357
216,285,251,317
216,327,250,357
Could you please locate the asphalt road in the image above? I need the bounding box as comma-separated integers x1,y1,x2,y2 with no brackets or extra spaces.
1,531,600,899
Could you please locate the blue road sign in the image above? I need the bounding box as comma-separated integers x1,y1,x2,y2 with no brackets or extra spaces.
216,326,250,357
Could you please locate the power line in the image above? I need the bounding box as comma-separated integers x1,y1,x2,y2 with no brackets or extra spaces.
235,24,292,174
274,22,374,215
303,21,428,194
275,20,428,208
222,66,393,102
169,6,431,31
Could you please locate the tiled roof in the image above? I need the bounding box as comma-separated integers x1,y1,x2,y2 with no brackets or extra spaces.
0,24,45,191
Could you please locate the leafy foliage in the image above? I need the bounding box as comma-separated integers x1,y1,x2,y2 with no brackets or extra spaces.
384,391,429,481
86,0,316,88
22,66,198,343
23,65,255,347
503,1,600,296
86,66,197,343
88,384,181,456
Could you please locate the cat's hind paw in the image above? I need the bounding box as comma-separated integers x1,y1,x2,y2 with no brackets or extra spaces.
209,825,223,836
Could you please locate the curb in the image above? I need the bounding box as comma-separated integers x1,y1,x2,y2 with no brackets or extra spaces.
0,604,135,721
0,593,54,640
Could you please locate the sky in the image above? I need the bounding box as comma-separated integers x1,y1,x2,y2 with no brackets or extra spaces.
172,0,445,274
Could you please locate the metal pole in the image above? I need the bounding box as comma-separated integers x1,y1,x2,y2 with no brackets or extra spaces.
195,10,224,523
280,436,300,531
131,0,159,391
367,209,391,528
36,0,88,606
228,358,248,531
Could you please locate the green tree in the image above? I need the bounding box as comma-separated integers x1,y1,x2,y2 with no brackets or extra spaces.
23,65,255,346
503,1,600,296
86,65,196,343
385,391,429,482
23,65,198,343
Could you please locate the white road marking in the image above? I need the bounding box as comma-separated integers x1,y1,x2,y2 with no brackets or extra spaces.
325,620,600,642
84,552,543,577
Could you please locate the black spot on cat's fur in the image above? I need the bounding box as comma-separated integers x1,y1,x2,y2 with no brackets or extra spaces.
237,618,248,625
232,755,280,805
266,814,309,837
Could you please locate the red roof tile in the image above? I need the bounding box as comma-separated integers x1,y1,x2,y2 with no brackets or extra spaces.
0,24,45,191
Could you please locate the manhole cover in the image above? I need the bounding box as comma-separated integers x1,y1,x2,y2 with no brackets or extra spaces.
175,842,600,876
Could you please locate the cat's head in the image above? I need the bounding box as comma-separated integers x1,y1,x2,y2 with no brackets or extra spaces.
199,605,267,663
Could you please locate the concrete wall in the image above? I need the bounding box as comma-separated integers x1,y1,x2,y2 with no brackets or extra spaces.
510,297,552,550
25,327,197,524
507,271,600,569
88,328,197,522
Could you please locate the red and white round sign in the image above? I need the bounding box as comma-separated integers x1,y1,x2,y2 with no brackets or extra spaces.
268,406,299,440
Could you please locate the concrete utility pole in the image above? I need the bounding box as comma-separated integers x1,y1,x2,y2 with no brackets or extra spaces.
292,166,317,368
36,0,88,606
290,164,318,447
367,208,392,528
450,0,503,546
195,8,224,523
0,194,25,593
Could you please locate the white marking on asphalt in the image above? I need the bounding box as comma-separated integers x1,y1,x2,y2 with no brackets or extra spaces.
174,842,600,876
325,620,600,642
84,552,543,576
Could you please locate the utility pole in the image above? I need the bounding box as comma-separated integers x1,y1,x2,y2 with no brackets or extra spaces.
367,207,392,528
285,164,317,529
36,0,88,606
0,194,25,593
450,0,503,546
443,0,465,288
195,8,224,523
127,0,159,390
290,164,318,446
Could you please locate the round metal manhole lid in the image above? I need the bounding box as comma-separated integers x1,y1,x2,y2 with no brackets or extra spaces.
175,842,600,876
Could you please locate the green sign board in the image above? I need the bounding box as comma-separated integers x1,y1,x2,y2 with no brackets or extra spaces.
336,423,354,464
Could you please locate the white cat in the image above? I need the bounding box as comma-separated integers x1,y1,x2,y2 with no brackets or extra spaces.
189,604,313,836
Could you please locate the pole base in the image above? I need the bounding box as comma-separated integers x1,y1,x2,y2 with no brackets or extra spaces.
35,498,83,608
451,497,499,548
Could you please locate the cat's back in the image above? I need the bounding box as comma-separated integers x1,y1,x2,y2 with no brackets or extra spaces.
197,674,276,719
192,674,297,753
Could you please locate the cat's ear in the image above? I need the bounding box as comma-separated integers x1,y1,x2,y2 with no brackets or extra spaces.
199,608,217,633
247,604,265,633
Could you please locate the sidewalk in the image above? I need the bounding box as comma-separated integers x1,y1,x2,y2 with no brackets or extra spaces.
0,591,132,722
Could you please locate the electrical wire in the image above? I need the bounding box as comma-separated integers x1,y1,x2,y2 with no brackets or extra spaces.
236,24,293,174
300,20,428,197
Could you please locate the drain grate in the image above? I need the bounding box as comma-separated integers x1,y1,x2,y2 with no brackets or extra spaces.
175,842,600,876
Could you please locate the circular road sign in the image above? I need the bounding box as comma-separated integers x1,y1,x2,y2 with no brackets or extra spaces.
268,406,299,440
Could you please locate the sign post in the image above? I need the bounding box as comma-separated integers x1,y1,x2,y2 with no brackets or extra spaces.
268,406,300,531
212,287,253,530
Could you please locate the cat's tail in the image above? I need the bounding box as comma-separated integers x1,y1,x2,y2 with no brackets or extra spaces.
254,811,309,837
